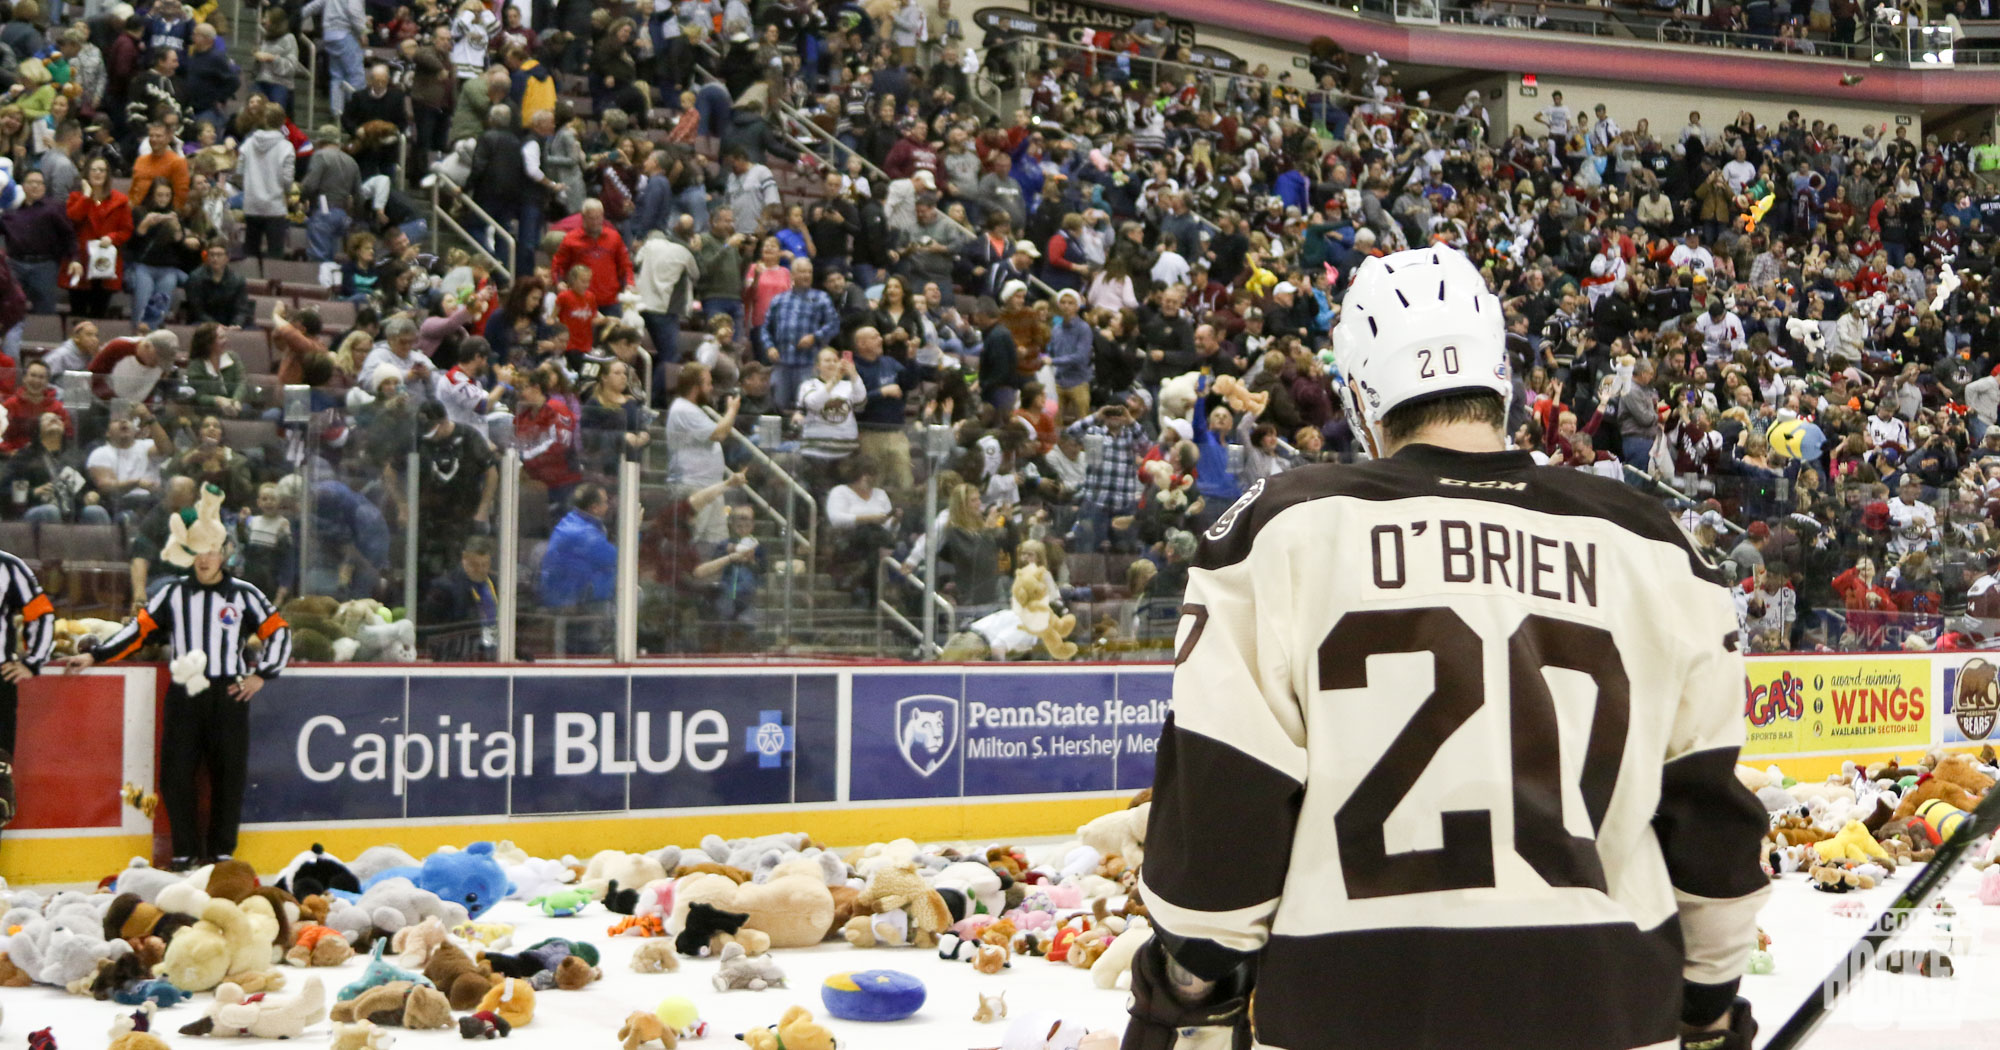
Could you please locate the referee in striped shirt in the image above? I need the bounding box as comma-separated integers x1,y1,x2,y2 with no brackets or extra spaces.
67,486,291,868
0,547,57,831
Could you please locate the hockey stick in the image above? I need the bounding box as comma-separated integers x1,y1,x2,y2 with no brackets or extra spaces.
1760,785,2000,1050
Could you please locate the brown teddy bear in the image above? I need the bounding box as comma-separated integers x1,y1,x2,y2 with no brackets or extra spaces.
422,942,494,1009
286,925,355,968
1766,814,1833,847
825,885,864,940
1894,754,1994,820
617,1011,677,1050
329,981,453,1029
841,863,951,949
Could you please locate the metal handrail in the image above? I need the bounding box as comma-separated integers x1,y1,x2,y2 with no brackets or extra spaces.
875,556,941,656
300,33,318,129
429,172,516,282
700,405,818,646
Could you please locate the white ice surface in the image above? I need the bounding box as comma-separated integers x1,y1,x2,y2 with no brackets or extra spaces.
0,870,1993,1049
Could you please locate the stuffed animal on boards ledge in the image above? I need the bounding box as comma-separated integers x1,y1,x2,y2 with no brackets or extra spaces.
1010,540,1076,660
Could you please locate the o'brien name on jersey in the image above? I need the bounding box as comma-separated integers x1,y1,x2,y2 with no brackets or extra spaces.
1370,517,1599,608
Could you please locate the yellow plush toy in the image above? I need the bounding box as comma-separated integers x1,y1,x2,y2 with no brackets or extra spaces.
1815,820,1893,865
1917,798,1971,843
476,976,536,1029
739,1006,835,1050
1010,541,1076,660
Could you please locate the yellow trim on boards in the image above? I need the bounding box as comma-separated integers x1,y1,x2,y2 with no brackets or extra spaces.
0,796,1134,884
5,748,1982,884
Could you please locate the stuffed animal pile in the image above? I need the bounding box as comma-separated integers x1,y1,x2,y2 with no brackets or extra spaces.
1742,748,1997,895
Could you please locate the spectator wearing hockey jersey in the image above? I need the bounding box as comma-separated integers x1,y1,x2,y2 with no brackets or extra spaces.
1736,561,1797,651
1866,397,1911,451
1886,474,1939,556
1690,298,1746,364
515,364,583,509
435,337,496,438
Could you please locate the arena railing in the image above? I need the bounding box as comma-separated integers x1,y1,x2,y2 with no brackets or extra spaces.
427,172,518,284
699,403,818,650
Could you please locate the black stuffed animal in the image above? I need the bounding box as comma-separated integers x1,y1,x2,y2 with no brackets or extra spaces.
459,1011,513,1039
603,880,639,916
87,951,150,1000
279,843,361,898
675,902,752,957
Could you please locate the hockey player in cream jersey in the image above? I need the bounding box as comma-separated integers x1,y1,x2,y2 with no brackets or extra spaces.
1124,246,1769,1050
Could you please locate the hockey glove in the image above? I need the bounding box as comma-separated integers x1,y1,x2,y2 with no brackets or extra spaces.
1681,996,1758,1050
1121,937,1252,1050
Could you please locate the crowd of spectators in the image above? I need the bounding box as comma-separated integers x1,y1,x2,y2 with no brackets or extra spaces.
0,0,1996,658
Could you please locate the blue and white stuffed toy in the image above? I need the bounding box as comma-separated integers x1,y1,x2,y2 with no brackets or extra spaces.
0,157,20,210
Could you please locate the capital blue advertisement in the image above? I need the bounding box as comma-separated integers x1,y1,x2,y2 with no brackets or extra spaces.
240,666,1173,825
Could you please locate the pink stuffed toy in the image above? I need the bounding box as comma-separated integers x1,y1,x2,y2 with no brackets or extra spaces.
1980,866,2000,906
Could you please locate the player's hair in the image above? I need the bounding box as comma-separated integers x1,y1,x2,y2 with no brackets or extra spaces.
1378,390,1507,444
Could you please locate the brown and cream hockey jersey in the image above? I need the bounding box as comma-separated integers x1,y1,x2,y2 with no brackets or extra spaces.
1139,443,1770,1050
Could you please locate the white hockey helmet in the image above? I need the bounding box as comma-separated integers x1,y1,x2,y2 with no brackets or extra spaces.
1332,244,1508,455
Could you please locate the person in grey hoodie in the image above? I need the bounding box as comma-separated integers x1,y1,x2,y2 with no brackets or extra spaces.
239,109,297,260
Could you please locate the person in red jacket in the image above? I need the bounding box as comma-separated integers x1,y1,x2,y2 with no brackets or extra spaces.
882,117,947,192
549,199,632,314
1832,556,1898,650
513,363,582,508
61,156,133,318
1,360,71,453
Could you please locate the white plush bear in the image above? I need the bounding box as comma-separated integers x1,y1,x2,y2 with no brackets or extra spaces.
1077,802,1150,870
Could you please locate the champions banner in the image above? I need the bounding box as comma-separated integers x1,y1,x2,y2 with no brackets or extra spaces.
1742,655,1932,757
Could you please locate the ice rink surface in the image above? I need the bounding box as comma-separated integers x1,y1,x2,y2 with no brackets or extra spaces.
0,869,1992,1049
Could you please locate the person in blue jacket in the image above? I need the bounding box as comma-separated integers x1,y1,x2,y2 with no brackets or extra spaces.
540,482,617,615
1188,383,1250,526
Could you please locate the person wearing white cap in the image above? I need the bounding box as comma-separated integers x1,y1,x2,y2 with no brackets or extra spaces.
1048,288,1092,421
985,238,1037,301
